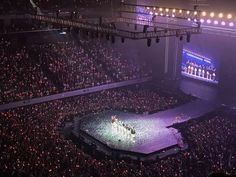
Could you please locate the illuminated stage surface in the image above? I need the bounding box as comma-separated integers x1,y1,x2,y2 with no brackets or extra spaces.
74,99,220,155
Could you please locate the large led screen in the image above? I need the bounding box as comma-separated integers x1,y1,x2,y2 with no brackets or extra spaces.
181,49,218,84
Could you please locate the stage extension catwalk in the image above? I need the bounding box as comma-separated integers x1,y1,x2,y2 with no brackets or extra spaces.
72,99,220,160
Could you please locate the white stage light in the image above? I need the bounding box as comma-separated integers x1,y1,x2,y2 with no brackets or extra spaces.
207,19,211,24
227,14,232,19
213,20,219,25
218,13,223,18
210,12,215,18
200,19,204,23
229,22,234,27
221,21,226,26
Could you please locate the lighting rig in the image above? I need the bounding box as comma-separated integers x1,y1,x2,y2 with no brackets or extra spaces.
25,3,201,44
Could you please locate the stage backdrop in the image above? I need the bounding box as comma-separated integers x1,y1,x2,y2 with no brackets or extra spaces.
184,33,236,92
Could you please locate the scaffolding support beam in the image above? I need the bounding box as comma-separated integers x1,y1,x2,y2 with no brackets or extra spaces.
27,14,201,39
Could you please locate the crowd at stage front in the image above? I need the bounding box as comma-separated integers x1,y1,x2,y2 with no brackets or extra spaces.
1,87,235,177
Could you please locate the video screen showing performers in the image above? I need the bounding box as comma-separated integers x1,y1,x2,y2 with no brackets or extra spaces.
181,49,219,84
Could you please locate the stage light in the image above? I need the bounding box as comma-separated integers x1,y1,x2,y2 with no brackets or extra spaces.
106,33,110,40
179,9,182,14
146,7,150,10
166,14,169,17
153,7,156,10
210,12,215,18
85,30,89,36
159,8,163,11
187,18,191,21
187,33,191,43
172,14,175,17
143,25,149,33
221,21,226,26
213,20,219,25
227,14,232,19
186,11,190,14
100,32,104,38
111,35,115,44
147,38,151,47
155,12,158,15
194,11,198,15
154,27,157,33
59,31,66,35
202,11,206,16
99,16,103,26
194,19,197,22
160,13,163,16
172,9,176,13
229,22,234,27
165,8,169,12
95,31,99,38
90,31,94,39
149,11,153,15
176,32,179,37
218,13,223,18
206,19,211,24
200,19,204,23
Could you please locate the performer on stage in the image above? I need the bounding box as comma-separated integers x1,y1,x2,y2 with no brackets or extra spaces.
111,115,136,138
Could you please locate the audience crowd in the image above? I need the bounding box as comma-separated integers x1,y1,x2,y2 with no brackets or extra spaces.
0,38,58,104
83,39,152,82
35,40,112,91
0,0,31,14
1,2,235,177
0,0,111,14
0,35,152,104
0,89,235,177
34,0,112,9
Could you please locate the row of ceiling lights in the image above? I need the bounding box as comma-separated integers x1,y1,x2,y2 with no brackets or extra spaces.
146,7,233,20
145,7,234,27
146,7,198,16
200,19,234,27
201,12,232,20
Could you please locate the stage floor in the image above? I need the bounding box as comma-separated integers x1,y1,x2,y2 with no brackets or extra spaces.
74,99,220,154
77,110,182,154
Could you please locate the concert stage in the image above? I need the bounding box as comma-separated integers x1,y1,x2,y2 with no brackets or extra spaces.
72,99,220,161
